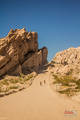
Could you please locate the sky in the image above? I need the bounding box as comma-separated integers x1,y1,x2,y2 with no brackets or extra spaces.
0,0,80,61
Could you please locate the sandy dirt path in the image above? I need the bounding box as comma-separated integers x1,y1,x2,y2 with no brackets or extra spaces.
0,71,80,120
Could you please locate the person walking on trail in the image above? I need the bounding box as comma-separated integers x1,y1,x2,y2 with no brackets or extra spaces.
44,80,46,84
40,81,42,86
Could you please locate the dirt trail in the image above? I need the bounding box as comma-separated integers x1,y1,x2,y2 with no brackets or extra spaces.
0,71,80,120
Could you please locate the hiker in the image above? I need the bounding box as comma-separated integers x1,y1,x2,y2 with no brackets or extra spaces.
44,80,46,84
40,81,42,86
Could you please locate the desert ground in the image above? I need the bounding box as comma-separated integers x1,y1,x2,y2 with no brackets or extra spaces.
0,69,80,120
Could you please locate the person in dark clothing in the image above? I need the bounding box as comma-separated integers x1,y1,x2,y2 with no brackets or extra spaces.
40,81,42,86
44,80,46,84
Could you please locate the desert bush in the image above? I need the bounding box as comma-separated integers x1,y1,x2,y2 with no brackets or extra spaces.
10,79,19,84
0,73,34,96
52,73,80,96
0,79,9,85
9,85,19,89
53,74,75,86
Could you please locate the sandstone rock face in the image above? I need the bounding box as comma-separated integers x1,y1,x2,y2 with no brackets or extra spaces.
50,47,80,78
22,47,48,73
0,28,48,76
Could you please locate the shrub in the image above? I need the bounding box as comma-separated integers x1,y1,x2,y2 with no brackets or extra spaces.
52,73,80,96
10,79,19,84
53,74,75,86
9,85,19,89
0,79,9,85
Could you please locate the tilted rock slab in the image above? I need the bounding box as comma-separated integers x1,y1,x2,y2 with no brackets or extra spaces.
0,28,48,76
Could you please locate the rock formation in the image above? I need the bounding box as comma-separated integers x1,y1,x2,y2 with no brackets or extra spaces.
0,28,48,76
50,47,80,78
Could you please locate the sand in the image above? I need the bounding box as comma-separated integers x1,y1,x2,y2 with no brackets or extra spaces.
0,70,80,120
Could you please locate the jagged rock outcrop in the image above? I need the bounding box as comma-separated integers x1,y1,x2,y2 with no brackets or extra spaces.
50,47,80,78
0,28,48,76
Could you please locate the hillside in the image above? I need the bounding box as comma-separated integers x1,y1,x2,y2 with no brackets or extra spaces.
50,47,80,96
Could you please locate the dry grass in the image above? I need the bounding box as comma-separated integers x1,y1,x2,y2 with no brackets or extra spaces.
0,73,34,96
52,74,80,96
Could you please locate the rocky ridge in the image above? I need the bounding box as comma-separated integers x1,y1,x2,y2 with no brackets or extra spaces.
50,47,80,78
0,28,48,77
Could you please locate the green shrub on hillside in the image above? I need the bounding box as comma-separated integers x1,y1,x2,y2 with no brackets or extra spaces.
52,73,80,96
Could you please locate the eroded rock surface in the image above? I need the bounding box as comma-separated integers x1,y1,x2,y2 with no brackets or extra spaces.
50,47,80,78
0,28,48,76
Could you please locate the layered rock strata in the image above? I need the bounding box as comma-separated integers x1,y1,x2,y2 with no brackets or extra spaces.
0,28,48,76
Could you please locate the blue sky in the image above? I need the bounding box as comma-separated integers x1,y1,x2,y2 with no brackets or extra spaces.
0,0,80,61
